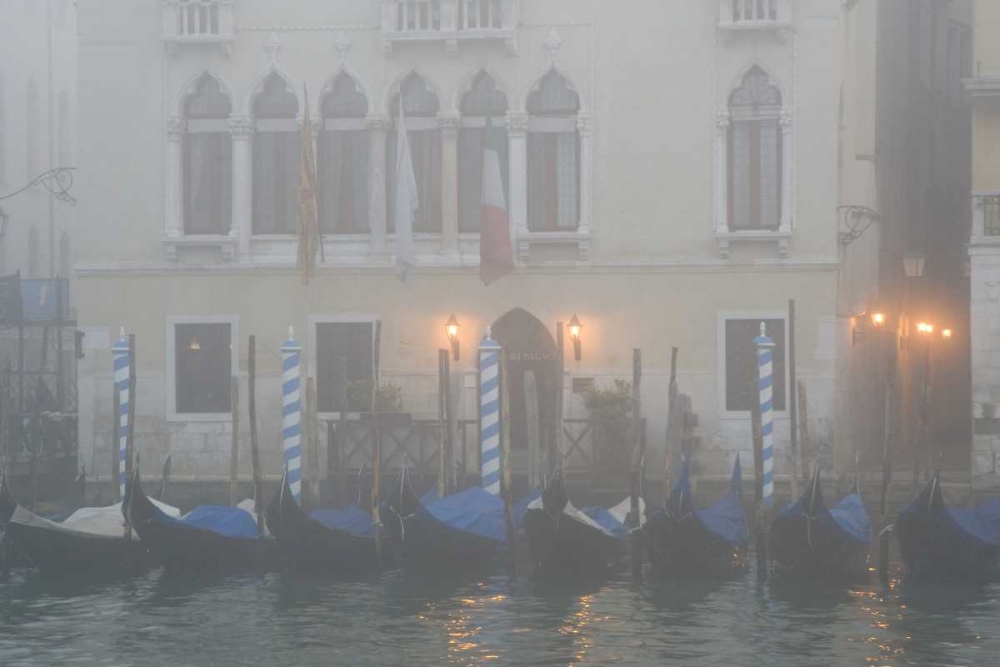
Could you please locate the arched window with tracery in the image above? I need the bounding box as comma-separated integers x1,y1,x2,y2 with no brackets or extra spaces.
728,67,782,230
459,72,508,232
183,74,232,235
527,70,579,231
388,73,441,233
252,73,300,234
318,73,369,234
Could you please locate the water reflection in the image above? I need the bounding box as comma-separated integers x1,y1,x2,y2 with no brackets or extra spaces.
2,565,1000,666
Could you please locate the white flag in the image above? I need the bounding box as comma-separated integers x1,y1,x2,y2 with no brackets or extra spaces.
394,97,419,283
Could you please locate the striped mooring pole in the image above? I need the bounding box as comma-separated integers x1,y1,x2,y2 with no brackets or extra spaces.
479,328,502,496
112,329,130,499
754,322,775,505
282,326,303,503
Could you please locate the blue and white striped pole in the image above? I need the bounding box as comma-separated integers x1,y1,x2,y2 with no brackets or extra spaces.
754,322,775,505
479,328,502,495
282,326,303,503
112,328,130,499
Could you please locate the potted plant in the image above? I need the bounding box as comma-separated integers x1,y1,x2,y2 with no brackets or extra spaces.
583,379,633,472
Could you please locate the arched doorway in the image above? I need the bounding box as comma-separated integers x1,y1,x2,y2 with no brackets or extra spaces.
491,309,558,480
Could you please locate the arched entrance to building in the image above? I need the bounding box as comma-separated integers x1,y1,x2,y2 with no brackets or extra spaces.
490,308,559,480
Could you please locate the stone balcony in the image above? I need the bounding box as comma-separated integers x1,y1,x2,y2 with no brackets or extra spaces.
718,0,793,42
161,0,235,56
381,0,518,56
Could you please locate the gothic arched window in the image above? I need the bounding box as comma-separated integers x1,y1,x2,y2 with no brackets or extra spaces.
728,67,782,230
527,70,580,231
318,72,369,234
388,73,441,233
459,72,508,232
252,73,300,234
183,74,232,235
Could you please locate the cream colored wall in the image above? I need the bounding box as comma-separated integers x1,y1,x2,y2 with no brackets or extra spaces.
973,112,1000,191
76,266,838,481
974,0,1000,75
76,0,843,265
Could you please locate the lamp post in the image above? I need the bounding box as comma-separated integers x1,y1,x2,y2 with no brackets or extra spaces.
445,314,461,362
568,314,582,362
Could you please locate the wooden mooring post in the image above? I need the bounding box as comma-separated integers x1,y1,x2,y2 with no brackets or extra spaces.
124,334,136,541
664,347,680,491
371,320,383,565
878,348,896,594
228,376,240,507
248,336,264,537
788,299,800,499
751,354,767,582
630,349,644,583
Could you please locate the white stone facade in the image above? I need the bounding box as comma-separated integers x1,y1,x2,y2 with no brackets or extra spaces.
75,0,845,484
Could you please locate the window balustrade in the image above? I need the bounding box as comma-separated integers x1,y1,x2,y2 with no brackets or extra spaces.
382,0,518,55
162,0,235,55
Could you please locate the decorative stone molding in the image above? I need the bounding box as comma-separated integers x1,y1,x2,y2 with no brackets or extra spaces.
161,0,235,57
715,109,731,131
228,115,254,137
516,231,591,263
166,116,187,138
966,77,1000,105
715,229,791,259
717,0,793,43
332,31,351,62
576,112,592,137
382,0,518,57
779,108,794,129
263,32,282,63
437,112,461,132
162,236,237,262
543,29,563,59
366,114,392,132
505,111,529,135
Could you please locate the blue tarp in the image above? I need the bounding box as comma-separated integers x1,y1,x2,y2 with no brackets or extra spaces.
949,498,1000,547
178,505,259,539
419,486,540,544
310,507,375,538
667,455,748,546
776,481,870,544
582,507,628,539
421,486,507,543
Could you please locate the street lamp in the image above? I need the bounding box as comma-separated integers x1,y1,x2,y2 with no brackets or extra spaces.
445,314,460,361
568,314,582,362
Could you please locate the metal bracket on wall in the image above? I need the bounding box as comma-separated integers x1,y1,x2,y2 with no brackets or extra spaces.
837,205,880,247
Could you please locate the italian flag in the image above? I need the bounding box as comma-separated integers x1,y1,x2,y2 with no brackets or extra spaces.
480,116,514,285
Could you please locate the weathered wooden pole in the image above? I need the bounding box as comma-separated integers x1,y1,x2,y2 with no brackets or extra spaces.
878,339,896,593
371,320,383,564
444,350,456,495
306,377,321,507
664,346,680,491
438,349,448,498
228,375,240,507
158,454,172,502
500,350,516,575
248,336,264,536
798,380,811,476
554,322,566,476
630,348,644,582
788,299,800,499
524,370,541,489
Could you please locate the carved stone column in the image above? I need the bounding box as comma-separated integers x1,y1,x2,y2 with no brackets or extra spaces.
229,115,254,258
779,108,795,233
368,115,391,254
506,111,528,259
165,116,186,241
713,109,730,236
577,112,592,236
439,112,460,255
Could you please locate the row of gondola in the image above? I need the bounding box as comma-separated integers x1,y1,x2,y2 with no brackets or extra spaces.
2,458,999,584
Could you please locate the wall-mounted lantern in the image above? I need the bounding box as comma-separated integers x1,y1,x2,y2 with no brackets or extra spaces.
568,314,582,361
445,313,460,361
852,310,889,347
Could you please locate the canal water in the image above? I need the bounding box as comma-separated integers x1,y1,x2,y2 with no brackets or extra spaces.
1,564,998,666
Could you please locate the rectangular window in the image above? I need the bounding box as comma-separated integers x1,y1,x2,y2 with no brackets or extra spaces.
316,321,374,413
184,131,232,234
723,318,786,412
174,321,233,415
252,129,300,234
527,130,579,231
458,124,509,232
728,119,781,231
317,129,370,234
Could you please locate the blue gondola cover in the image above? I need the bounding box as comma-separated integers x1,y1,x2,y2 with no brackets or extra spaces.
581,507,629,539
667,455,748,546
177,506,259,539
420,486,507,542
777,485,870,544
309,507,375,538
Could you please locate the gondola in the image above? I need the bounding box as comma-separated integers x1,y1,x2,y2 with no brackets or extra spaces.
0,469,181,574
398,474,535,576
521,471,634,580
266,464,418,576
769,466,871,580
124,468,273,572
643,454,747,577
895,468,1000,581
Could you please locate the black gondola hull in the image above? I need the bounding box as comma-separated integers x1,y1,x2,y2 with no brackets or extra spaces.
521,507,625,580
770,515,869,581
400,513,501,576
896,508,1000,582
3,519,146,574
643,512,745,578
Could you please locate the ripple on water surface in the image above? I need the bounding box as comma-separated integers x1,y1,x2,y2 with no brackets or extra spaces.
1,566,999,666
